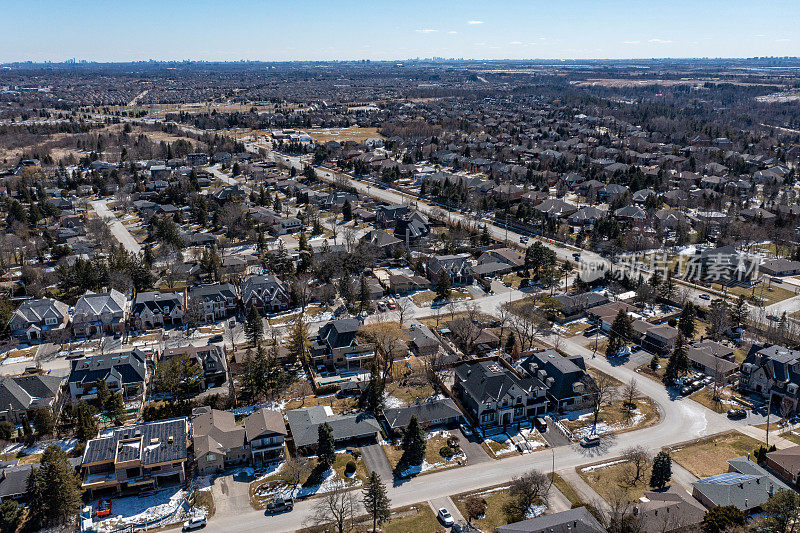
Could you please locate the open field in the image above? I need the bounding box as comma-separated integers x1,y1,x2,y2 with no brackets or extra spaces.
668,432,762,478
305,126,383,143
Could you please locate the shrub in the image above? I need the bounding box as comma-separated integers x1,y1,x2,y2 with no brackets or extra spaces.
439,445,455,459
344,461,357,476
315,384,339,396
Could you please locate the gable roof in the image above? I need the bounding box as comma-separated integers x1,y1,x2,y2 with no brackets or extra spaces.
455,360,544,404
285,406,380,448
496,507,606,533
383,398,462,430
244,408,287,441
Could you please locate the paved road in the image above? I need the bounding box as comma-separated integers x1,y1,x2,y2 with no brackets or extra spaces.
90,199,142,254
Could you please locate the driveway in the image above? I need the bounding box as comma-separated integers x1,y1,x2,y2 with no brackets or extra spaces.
360,442,393,481
209,471,254,518
452,428,491,465
541,419,571,448
429,496,466,529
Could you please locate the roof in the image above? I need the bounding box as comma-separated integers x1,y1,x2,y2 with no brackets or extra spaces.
496,507,606,533
191,407,245,455
69,349,147,387
767,445,800,475
73,289,127,317
318,319,362,350
383,398,462,430
0,464,35,499
82,417,188,466
519,350,589,401
634,486,706,533
244,408,287,441
10,298,69,326
692,457,791,511
285,406,380,448
455,360,544,405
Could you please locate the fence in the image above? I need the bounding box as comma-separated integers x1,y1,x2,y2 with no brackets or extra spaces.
549,414,576,442
104,483,196,533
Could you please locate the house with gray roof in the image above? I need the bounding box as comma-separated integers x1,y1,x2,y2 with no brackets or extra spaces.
453,359,547,428
72,289,129,338
518,350,595,412
0,462,36,502
496,506,606,533
383,398,462,435
632,486,706,533
80,417,188,496
310,318,375,371
189,283,238,323
741,344,800,410
286,406,380,451
8,298,70,343
131,291,185,330
67,349,147,402
0,374,67,425
240,274,290,314
427,253,474,285
691,456,790,514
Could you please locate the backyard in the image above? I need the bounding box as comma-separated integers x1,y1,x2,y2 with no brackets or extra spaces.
668,432,762,478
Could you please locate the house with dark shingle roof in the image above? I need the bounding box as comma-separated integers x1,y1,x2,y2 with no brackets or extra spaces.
383,398,462,436
67,349,147,402
453,360,547,428
72,289,129,338
240,274,290,314
309,318,375,370
517,350,595,412
0,374,66,425
8,298,70,343
286,406,380,451
188,283,238,323
766,445,800,486
81,417,189,496
496,506,606,533
131,291,185,330
741,344,800,411
691,457,790,514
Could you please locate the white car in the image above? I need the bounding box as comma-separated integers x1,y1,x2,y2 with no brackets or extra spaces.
183,516,207,530
437,508,455,526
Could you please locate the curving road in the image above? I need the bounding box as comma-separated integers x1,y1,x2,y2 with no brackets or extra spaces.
90,199,142,255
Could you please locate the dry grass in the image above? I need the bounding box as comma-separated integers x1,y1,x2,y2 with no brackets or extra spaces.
709,282,796,306
689,386,748,414
562,398,659,436
669,432,762,478
305,126,383,143
382,504,439,533
453,486,513,531
283,394,358,414
578,461,652,504
550,472,585,507
381,432,463,473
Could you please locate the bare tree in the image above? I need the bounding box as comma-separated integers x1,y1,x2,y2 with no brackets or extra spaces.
584,372,618,427
305,478,358,533
622,378,640,421
621,446,652,487
283,457,310,494
394,297,415,327
449,303,483,355
360,321,409,389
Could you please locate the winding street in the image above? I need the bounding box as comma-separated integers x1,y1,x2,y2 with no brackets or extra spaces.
90,199,142,255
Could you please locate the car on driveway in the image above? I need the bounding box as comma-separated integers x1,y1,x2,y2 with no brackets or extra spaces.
766,314,780,321
96,499,112,518
437,508,455,527
699,294,712,301
727,408,747,419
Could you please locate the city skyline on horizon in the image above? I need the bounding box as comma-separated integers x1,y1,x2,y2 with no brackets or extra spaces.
1,0,797,63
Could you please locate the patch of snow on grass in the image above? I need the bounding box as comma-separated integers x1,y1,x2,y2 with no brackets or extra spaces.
94,487,187,532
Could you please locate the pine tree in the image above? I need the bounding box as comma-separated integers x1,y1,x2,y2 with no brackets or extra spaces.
359,275,372,314
606,309,633,357
108,392,125,426
435,271,451,301
362,471,391,532
401,415,426,466
339,274,353,307
317,422,336,468
664,334,690,384
678,302,696,338
25,445,83,528
244,305,264,347
75,401,98,441
342,199,353,222
287,317,310,365
650,451,672,489
298,230,309,251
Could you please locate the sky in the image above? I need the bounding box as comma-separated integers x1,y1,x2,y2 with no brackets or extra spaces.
1,0,798,62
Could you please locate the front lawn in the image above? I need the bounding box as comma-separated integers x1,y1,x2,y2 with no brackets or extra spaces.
561,398,658,438
578,460,652,505
382,430,465,475
669,432,762,478
454,486,513,531
283,394,358,414
382,504,439,533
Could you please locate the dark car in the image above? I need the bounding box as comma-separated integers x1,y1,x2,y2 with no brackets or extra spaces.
266,497,294,514
208,334,224,343
766,314,780,321
727,408,747,419
534,417,548,432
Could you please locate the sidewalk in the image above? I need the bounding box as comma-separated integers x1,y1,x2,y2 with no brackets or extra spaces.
557,468,610,513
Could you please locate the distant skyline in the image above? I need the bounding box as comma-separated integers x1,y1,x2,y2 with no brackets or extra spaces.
2,0,798,63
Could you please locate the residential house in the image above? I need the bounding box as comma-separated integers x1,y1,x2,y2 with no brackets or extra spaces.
309,319,374,370
496,507,606,533
407,323,440,357
80,417,189,496
131,291,185,330
244,408,288,466
632,486,706,533
691,457,790,514
760,258,800,277
551,292,608,319
161,344,227,389
0,374,67,425
393,211,430,243
240,274,290,314
68,349,147,402
741,345,800,410
376,205,408,227
286,406,380,452
362,229,403,257
518,350,595,412
427,253,474,285
478,248,525,270
453,360,548,428
587,302,639,332
72,289,129,338
189,283,238,323
0,463,36,503
8,298,70,343
642,324,679,354
687,340,739,383
766,445,800,486
388,274,429,294
383,398,462,436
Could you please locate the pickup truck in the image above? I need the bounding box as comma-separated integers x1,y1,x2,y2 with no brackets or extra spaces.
266,497,294,514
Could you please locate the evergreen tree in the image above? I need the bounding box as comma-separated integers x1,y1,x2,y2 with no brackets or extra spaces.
0,500,22,533
273,195,283,213
606,309,633,357
96,380,111,412
25,445,83,528
298,230,309,251
342,199,353,222
33,406,55,438
678,302,696,338
400,415,426,466
108,392,125,426
339,274,354,307
701,506,745,533
650,451,672,489
664,334,690,384
362,471,391,532
359,275,372,314
317,422,336,468
435,271,451,301
244,305,264,347
287,317,310,365
75,401,98,441
366,362,385,412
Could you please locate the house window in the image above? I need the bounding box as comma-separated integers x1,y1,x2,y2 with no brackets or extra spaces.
207,453,216,461
45,317,58,326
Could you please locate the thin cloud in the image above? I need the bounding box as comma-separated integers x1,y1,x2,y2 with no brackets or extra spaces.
648,38,672,44
415,29,437,34
623,41,640,45
448,31,458,34
776,38,791,42
509,41,523,45
467,20,484,25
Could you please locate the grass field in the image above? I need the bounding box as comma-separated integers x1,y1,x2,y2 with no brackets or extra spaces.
305,126,383,143
669,432,762,478
562,398,658,436
453,486,513,531
710,282,796,306
579,461,652,504
411,289,471,307
382,504,439,533
550,473,584,507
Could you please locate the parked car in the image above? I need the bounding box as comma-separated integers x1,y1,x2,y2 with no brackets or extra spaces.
96,499,112,518
766,314,780,321
266,497,294,514
459,423,473,436
580,435,601,447
183,516,207,530
727,408,747,419
437,508,455,526
534,417,548,432
208,334,223,343
699,294,712,301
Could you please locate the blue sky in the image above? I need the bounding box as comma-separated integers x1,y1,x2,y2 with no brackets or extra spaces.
1,0,797,62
